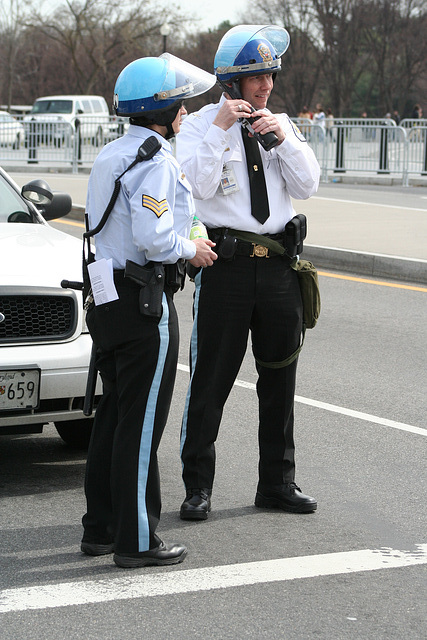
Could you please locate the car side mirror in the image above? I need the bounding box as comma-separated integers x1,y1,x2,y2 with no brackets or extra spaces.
21,179,53,205
42,193,73,221
21,179,72,221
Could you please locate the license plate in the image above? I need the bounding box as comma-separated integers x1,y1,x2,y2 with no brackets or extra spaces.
0,368,40,411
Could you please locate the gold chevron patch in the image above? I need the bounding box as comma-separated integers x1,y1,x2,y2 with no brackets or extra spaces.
142,194,168,218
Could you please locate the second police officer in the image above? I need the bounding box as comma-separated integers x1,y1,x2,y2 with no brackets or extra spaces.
81,54,217,568
177,25,321,521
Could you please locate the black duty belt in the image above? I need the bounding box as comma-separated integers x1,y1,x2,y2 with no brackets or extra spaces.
208,227,289,259
234,241,280,258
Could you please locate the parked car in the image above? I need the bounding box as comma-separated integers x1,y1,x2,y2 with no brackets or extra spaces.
23,95,113,148
0,111,25,149
0,166,99,448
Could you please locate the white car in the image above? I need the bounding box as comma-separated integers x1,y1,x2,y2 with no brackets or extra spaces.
23,95,113,147
0,167,98,448
0,111,25,149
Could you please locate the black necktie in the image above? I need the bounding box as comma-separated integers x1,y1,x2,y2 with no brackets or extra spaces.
241,126,270,224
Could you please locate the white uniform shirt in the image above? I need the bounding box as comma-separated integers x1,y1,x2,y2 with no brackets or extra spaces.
176,95,320,234
86,125,196,269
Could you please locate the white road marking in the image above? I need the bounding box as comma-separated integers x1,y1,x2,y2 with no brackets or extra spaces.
1,544,426,613
177,364,426,437
294,396,427,437
311,196,427,212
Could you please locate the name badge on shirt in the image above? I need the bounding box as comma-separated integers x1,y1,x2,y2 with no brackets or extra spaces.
220,163,239,196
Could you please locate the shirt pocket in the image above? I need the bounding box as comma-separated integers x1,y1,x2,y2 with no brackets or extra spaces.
264,154,285,190
177,173,196,220
224,146,243,164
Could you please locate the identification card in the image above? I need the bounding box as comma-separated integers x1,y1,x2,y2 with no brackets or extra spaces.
220,163,239,196
88,258,119,306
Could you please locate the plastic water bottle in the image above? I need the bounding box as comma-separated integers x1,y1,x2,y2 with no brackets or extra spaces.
189,216,208,240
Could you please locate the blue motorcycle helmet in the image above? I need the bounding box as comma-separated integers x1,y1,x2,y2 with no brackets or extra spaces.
113,53,216,137
214,24,290,83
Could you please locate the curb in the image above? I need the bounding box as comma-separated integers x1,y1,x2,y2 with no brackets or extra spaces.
304,245,427,285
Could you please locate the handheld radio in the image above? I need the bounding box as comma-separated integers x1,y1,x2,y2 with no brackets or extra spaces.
217,79,279,152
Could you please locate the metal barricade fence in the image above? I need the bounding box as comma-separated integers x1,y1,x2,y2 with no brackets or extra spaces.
293,117,427,185
0,113,426,184
0,114,126,170
399,119,427,180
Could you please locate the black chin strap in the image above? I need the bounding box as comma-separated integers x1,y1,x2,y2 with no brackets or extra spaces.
165,122,175,140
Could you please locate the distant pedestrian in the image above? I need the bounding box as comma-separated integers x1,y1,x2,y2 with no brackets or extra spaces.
411,103,423,120
325,108,334,140
410,104,423,141
313,103,325,141
360,111,371,140
297,106,312,138
298,105,312,120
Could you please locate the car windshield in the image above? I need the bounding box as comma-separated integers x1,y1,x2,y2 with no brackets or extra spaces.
31,100,73,114
0,174,35,223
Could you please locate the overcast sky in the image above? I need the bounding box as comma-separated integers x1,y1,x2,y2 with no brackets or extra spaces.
172,0,246,31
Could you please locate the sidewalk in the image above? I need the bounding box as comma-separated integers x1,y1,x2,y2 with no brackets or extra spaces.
8,169,427,285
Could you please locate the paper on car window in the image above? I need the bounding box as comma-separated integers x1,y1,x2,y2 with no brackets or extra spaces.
87,258,119,306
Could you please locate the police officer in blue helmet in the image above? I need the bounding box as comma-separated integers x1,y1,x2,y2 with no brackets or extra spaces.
177,26,320,521
81,53,217,568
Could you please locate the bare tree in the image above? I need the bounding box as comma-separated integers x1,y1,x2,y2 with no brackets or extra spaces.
308,0,371,115
28,0,161,95
2,0,426,117
0,0,34,107
361,0,427,115
21,0,195,102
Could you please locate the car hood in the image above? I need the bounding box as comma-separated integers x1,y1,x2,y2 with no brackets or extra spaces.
24,114,66,121
0,223,83,288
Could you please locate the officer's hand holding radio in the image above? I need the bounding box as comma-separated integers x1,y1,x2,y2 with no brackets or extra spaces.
213,97,285,146
248,110,285,144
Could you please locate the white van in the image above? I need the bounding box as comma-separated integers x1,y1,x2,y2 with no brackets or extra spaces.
23,95,113,147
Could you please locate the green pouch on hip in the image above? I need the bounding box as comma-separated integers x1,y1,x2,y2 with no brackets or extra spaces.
255,258,321,369
291,258,321,329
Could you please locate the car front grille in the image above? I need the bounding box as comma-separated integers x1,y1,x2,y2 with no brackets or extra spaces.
0,287,78,343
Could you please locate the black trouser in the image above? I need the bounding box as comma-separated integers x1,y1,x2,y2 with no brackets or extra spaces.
82,274,178,554
180,253,303,492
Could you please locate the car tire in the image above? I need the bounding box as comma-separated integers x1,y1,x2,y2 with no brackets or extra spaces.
55,418,94,449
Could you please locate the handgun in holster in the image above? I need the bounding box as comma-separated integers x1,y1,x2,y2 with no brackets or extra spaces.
284,214,307,256
124,259,165,318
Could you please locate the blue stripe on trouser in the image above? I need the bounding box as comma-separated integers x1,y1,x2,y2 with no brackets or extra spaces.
180,269,202,459
137,293,170,551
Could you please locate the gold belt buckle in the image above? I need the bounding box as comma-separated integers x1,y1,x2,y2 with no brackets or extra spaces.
250,243,269,258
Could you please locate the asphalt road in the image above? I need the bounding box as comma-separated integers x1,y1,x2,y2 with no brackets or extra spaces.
1,186,426,638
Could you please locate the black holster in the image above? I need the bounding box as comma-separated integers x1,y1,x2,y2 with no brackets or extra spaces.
165,259,186,293
124,260,165,318
284,214,307,256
